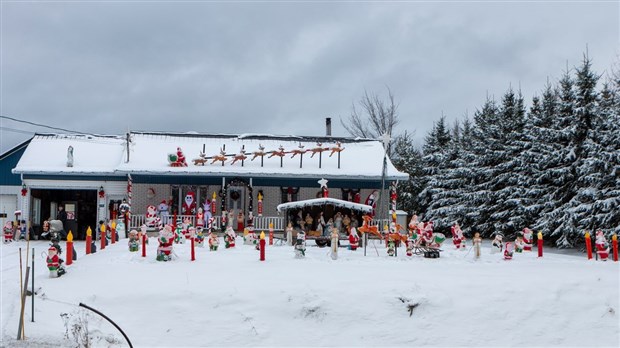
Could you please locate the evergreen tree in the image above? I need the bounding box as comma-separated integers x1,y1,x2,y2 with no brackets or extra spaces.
392,131,425,215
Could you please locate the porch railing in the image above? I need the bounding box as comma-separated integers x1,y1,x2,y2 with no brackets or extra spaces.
130,214,389,232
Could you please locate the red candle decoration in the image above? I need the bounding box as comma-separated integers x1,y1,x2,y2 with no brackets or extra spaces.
585,231,592,260
142,233,146,258
211,192,217,215
100,223,106,250
537,231,543,258
111,221,117,244
259,231,266,261
66,231,74,266
257,192,263,217
85,227,92,255
191,237,196,261
269,222,274,246
612,234,618,262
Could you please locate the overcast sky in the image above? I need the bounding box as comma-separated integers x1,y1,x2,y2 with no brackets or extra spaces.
1,1,619,152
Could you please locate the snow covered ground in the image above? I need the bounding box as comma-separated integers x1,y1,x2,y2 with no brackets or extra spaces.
1,237,618,347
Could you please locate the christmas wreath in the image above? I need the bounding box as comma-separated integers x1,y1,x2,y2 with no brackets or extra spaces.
230,190,241,201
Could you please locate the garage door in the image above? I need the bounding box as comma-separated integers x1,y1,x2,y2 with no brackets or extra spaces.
0,194,17,219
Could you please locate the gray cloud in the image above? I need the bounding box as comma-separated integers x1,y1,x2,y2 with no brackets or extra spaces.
2,1,618,151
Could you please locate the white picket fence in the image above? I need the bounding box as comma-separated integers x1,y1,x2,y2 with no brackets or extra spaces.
130,214,386,232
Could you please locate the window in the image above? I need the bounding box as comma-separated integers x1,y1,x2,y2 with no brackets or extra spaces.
280,187,299,203
172,185,210,215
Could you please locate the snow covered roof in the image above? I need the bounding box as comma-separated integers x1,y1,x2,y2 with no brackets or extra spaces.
13,132,408,181
13,134,126,175
277,198,373,213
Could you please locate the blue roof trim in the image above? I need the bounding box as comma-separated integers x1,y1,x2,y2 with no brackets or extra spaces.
132,174,387,188
0,140,31,186
23,174,127,181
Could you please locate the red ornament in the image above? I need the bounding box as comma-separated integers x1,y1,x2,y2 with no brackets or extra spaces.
21,185,27,197
98,188,105,198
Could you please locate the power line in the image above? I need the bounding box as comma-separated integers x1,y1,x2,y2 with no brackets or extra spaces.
0,115,85,134
0,127,35,135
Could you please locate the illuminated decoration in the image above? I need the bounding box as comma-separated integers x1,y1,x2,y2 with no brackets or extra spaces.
98,186,105,199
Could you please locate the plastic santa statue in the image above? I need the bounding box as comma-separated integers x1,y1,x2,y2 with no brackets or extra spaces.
208,230,219,251
294,230,306,258
3,221,13,243
145,205,160,228
514,234,525,253
522,228,533,251
348,227,359,251
156,225,174,261
491,233,503,254
421,222,434,246
504,242,514,260
595,230,610,261
451,222,466,250
196,207,205,229
225,226,236,248
128,230,139,252
365,190,378,216
47,246,64,278
182,192,197,215
195,227,205,247
183,218,193,240
406,234,415,257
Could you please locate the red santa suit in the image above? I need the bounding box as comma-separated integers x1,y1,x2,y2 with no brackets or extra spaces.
365,191,378,216
522,228,533,251
451,223,466,249
237,212,244,232
182,192,196,215
595,231,609,261
348,228,359,251
47,247,60,272
196,208,205,228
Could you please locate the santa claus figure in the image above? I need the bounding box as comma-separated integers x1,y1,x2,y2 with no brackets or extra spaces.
421,222,434,246
491,233,503,254
504,242,514,260
595,230,609,261
349,227,360,251
353,192,361,204
145,205,160,228
182,192,196,215
156,225,175,261
365,190,378,216
451,223,466,250
3,221,13,243
47,246,63,278
522,228,533,251
225,226,236,248
196,207,205,229
182,218,193,240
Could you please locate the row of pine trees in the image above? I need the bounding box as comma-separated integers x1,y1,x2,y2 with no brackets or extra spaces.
393,54,619,247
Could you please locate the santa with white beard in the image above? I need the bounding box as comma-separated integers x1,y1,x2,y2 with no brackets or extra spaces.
182,192,197,215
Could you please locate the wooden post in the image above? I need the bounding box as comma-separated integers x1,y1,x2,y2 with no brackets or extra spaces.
585,231,592,260
66,231,73,266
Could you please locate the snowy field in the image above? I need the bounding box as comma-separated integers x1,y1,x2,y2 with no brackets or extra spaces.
1,237,618,348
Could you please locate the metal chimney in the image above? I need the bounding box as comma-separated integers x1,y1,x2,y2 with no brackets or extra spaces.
326,117,332,136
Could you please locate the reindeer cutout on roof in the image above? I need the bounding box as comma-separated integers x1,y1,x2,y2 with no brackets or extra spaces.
290,143,306,158
310,142,328,158
268,145,286,158
211,145,228,165
230,145,247,166
251,144,266,161
329,142,345,157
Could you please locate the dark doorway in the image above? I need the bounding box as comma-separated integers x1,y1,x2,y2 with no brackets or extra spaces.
30,189,97,240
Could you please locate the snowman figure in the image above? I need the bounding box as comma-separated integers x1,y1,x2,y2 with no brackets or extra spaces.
294,231,307,258
491,233,503,254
